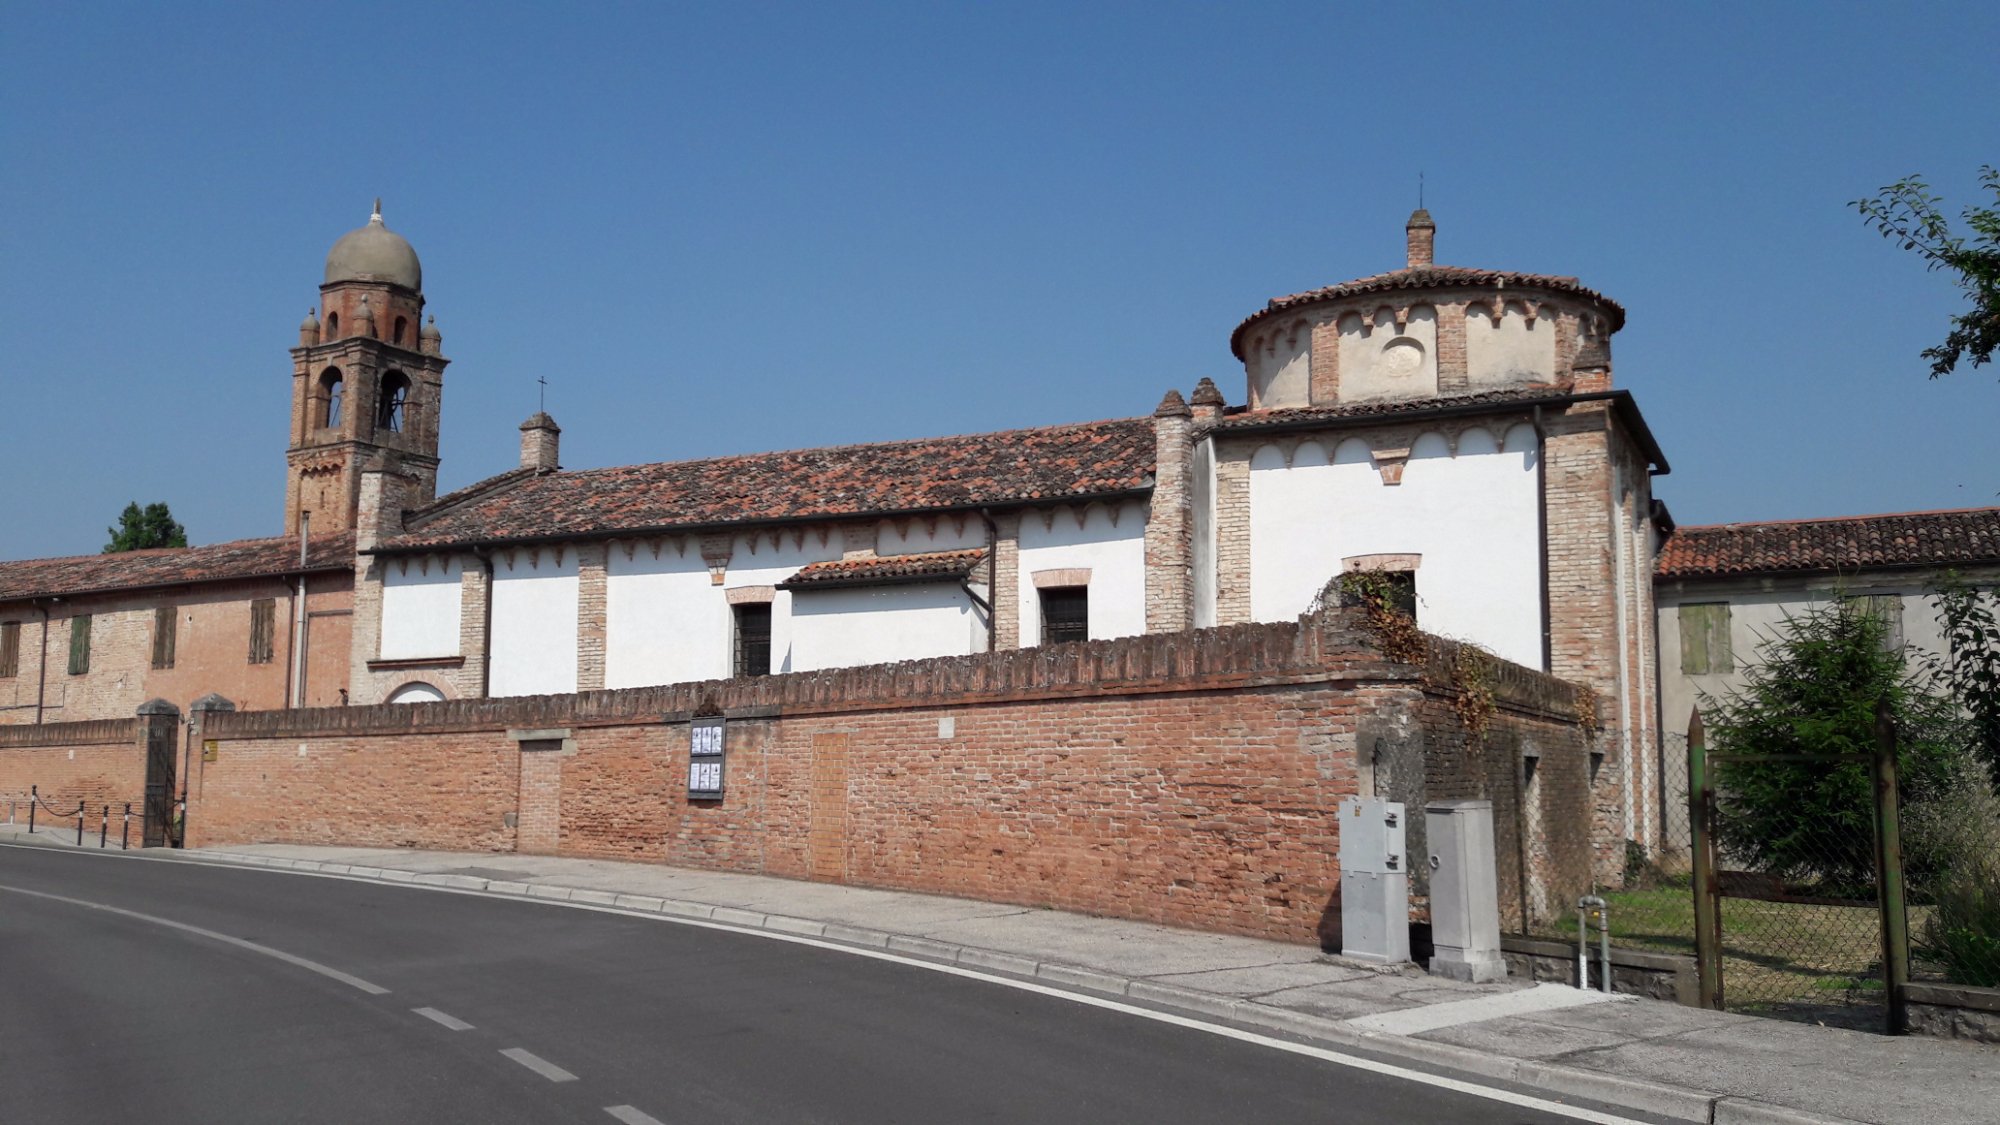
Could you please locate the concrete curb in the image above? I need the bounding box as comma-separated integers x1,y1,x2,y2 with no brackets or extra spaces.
3,837,1868,1125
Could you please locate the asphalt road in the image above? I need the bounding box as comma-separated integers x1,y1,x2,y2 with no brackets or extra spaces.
0,844,1638,1124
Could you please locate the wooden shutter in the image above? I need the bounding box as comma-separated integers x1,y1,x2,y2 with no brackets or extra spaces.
1678,603,1732,675
249,599,277,665
152,606,178,670
67,614,91,675
0,622,18,678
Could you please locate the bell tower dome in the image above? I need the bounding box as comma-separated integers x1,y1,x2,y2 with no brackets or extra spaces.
285,201,449,535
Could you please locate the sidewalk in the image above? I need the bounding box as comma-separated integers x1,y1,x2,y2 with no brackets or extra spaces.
4,824,1991,1124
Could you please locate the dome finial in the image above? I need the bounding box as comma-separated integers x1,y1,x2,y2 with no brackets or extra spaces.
371,197,383,223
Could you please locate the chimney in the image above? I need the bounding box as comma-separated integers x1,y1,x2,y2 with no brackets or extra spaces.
520,412,561,473
1189,377,1226,427
1405,209,1436,269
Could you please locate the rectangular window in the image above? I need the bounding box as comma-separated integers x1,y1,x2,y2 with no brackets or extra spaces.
152,606,178,670
249,598,277,665
733,603,772,678
1040,586,1090,645
1843,595,1905,652
68,614,92,675
0,621,18,678
1678,602,1732,675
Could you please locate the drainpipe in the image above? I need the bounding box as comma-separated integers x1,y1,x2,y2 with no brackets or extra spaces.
289,512,311,707
978,509,1000,652
472,545,496,697
33,601,50,725
1532,405,1552,672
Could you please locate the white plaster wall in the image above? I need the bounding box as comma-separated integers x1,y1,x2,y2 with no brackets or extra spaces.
604,531,846,687
790,583,983,672
1016,502,1148,647
1336,305,1438,402
378,555,463,659
1247,424,1542,667
1191,439,1218,628
876,516,985,557
489,548,580,697
1465,301,1557,387
1245,321,1313,408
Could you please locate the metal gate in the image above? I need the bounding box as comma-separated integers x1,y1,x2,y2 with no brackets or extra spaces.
1686,704,1909,1033
141,706,178,847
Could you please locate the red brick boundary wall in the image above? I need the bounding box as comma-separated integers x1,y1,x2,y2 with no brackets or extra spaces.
176,608,1599,945
0,718,146,827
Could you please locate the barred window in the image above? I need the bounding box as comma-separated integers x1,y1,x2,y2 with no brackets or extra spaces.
733,603,772,678
249,598,277,665
1040,587,1089,645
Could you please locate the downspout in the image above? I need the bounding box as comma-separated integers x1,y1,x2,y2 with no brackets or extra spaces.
978,509,999,652
289,512,310,707
33,602,50,725
1532,405,1552,672
472,545,496,697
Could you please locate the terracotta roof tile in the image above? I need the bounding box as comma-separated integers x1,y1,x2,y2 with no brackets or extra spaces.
1209,386,1569,430
1657,508,2000,580
386,418,1155,551
1231,265,1625,357
0,534,355,602
779,548,988,590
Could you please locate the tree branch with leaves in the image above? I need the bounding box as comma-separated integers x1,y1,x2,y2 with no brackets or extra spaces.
1852,166,2000,378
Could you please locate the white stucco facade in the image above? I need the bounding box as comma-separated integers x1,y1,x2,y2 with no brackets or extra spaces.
1016,502,1148,646
377,555,464,659
488,547,580,697
1465,301,1557,386
1337,305,1439,402
790,583,986,672
1246,424,1542,668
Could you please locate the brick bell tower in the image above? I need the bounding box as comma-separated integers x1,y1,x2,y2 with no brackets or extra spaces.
285,200,448,535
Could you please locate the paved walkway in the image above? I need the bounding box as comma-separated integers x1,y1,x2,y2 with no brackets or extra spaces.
4,822,1992,1124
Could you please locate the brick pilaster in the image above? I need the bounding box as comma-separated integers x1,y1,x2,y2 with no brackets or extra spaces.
991,513,1022,649
576,544,607,691
1212,444,1253,625
1144,390,1193,633
1308,318,1341,404
1435,300,1469,393
459,559,491,698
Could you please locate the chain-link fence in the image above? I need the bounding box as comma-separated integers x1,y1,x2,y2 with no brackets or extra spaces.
1905,770,2000,990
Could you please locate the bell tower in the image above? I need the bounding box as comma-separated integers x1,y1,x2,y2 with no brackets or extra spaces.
286,201,449,535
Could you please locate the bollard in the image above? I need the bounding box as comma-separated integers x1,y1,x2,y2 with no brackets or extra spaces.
76,803,84,847
29,785,36,834
100,804,109,848
1578,895,1612,992
122,803,131,850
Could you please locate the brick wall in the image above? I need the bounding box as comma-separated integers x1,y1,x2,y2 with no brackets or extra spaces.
0,718,147,826
185,607,1599,946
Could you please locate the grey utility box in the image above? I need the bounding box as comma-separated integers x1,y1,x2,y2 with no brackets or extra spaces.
1339,797,1411,965
1426,799,1507,983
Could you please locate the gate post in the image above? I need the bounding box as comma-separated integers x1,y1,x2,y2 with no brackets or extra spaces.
186,693,238,850
1687,708,1724,1010
1871,696,1910,1035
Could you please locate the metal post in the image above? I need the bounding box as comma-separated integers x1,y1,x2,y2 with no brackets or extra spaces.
75,802,84,846
122,803,131,850
1687,708,1724,1009
28,785,36,834
1872,696,1910,1036
99,804,108,848
1598,901,1613,994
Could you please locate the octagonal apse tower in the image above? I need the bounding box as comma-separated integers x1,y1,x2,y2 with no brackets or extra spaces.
285,202,449,534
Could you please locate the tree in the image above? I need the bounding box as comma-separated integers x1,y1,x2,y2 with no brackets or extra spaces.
1702,601,1969,892
1852,166,2000,378
1922,574,2000,786
103,501,188,553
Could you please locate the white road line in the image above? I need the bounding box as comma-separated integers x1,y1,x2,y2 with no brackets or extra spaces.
604,1106,668,1125
1346,982,1619,1036
412,1006,474,1031
501,1047,578,1083
0,848,1653,1124
0,881,389,995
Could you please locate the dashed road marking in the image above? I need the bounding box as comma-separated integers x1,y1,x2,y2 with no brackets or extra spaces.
604,1106,668,1125
0,881,389,995
412,1006,474,1031
501,1047,578,1082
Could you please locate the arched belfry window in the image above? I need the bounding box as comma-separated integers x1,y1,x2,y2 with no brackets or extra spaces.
393,316,408,346
325,311,339,339
319,367,345,428
377,370,411,433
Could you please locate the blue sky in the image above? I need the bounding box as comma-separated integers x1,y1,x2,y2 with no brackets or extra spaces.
3,2,1995,559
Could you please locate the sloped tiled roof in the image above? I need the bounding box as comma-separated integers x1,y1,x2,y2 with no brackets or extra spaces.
779,548,988,590
385,418,1156,551
1210,386,1567,431
1657,508,2000,580
1231,265,1625,357
0,533,355,602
